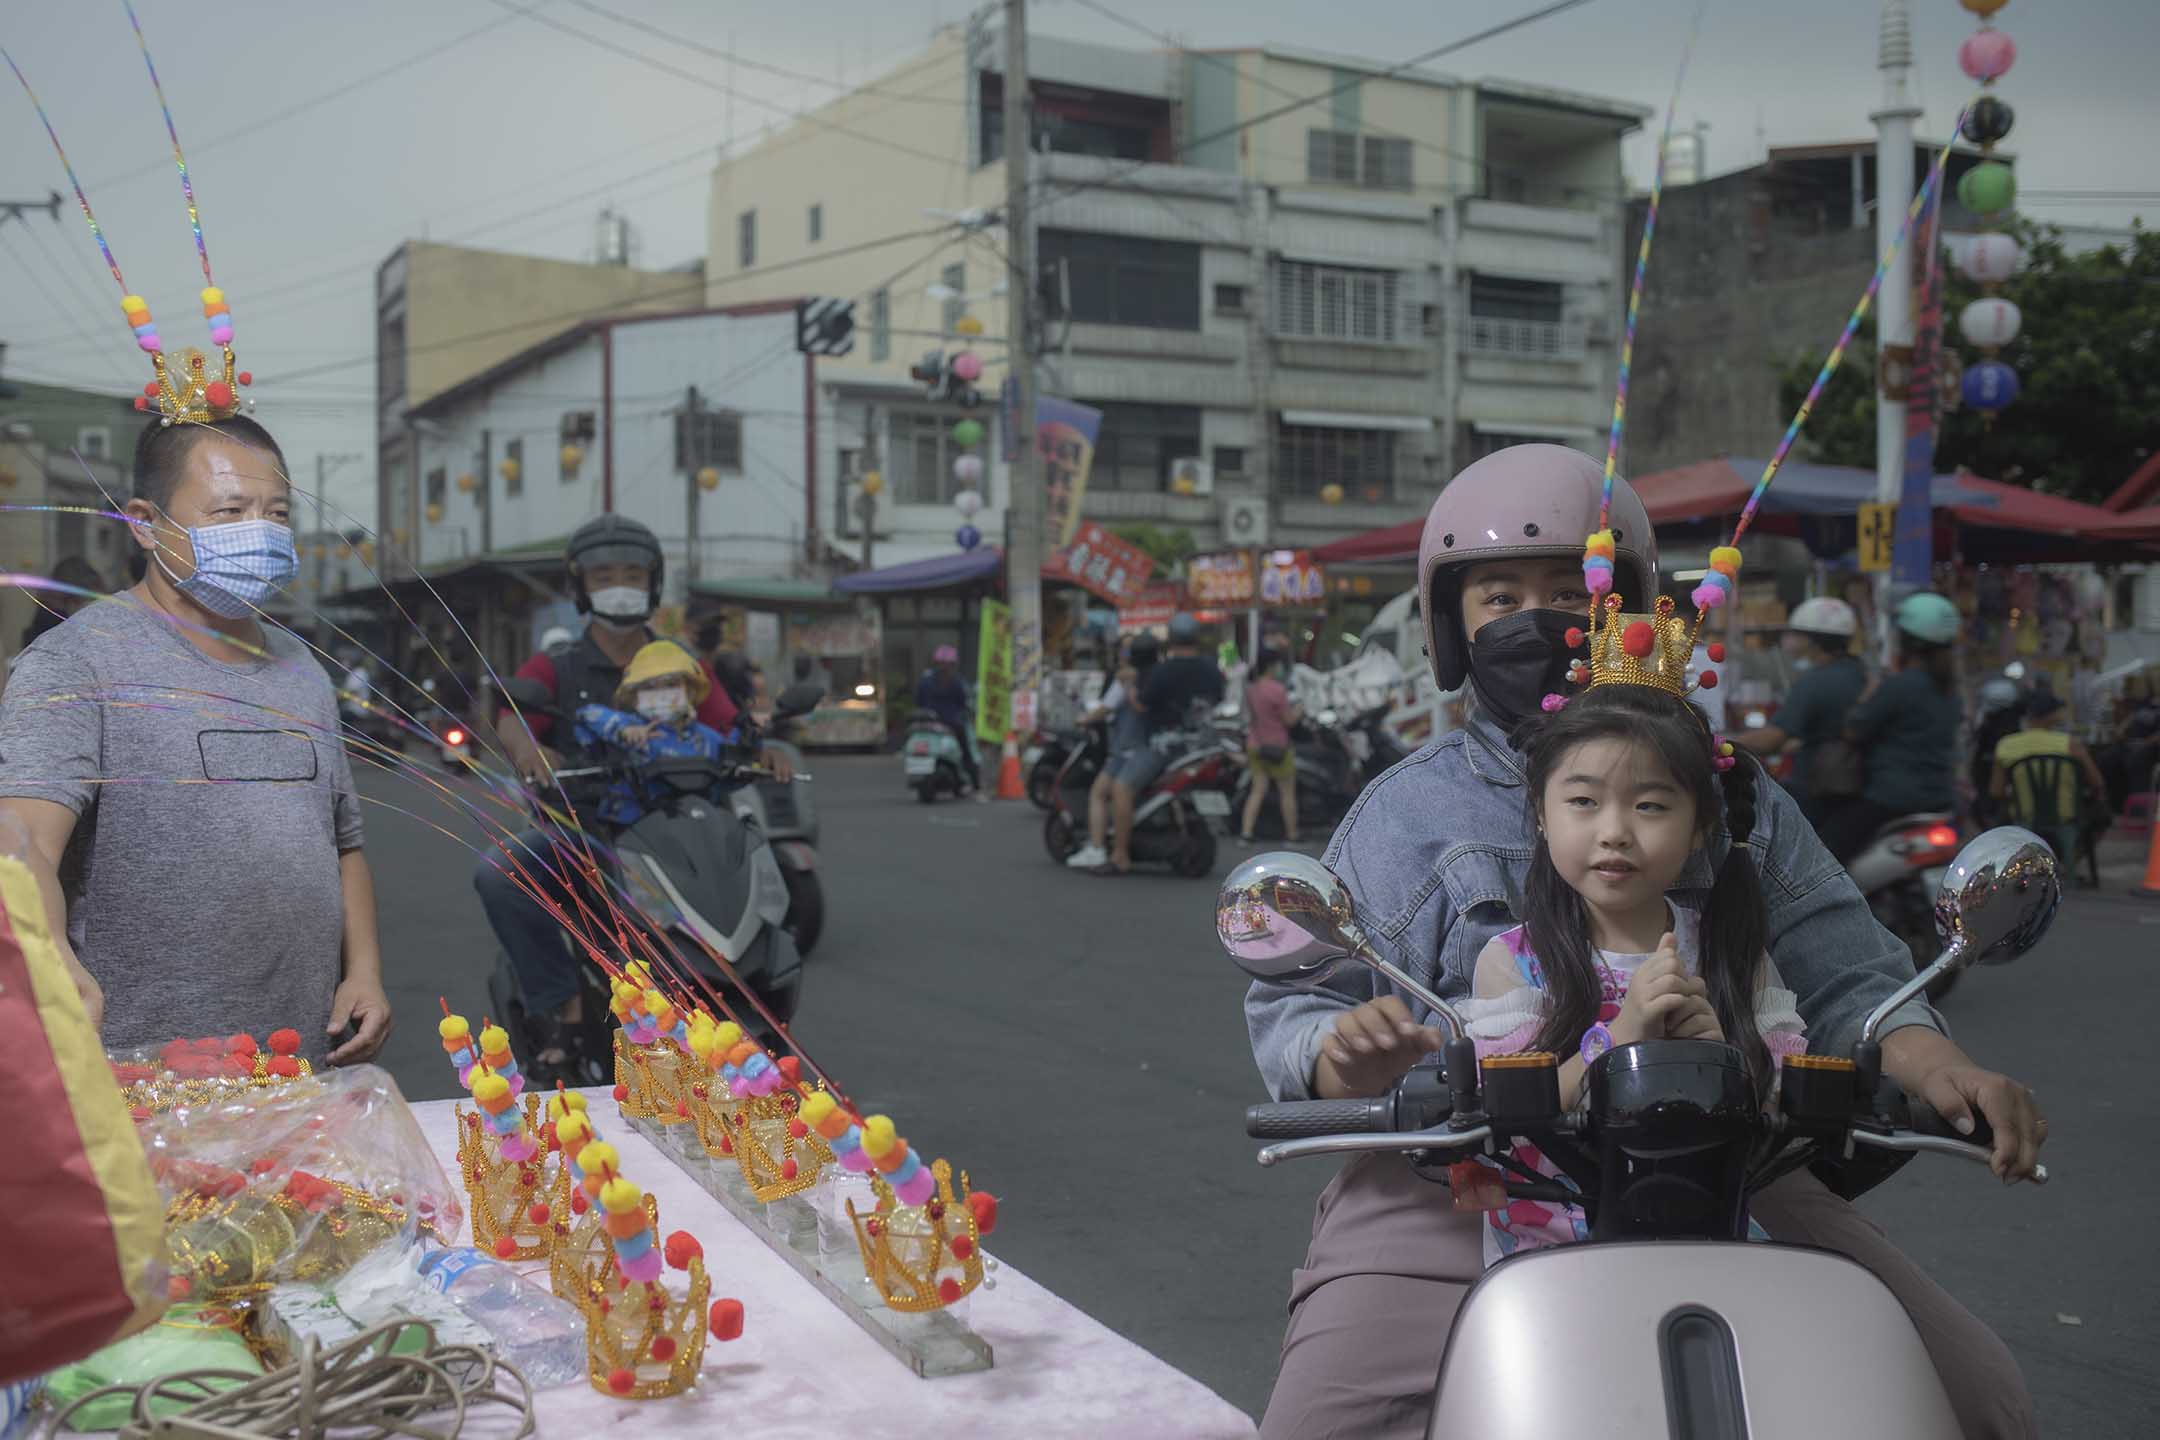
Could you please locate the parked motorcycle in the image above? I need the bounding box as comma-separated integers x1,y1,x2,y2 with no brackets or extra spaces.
1847,812,1963,1003
1042,724,1239,877
418,678,472,771
1219,828,2058,1439
1232,703,1410,841
484,678,824,1085
902,712,971,802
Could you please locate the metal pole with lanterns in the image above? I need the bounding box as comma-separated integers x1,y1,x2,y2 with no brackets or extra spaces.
1871,0,1922,652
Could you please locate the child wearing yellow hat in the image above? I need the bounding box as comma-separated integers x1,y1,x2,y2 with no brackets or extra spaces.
573,641,736,824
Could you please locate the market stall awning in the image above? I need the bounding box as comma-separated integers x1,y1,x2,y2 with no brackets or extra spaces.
690,576,853,608
1942,474,2123,536
1632,457,1999,524
1312,517,1424,565
831,547,1004,595
2082,505,2160,543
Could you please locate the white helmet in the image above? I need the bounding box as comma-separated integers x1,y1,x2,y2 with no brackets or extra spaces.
1786,597,1858,638
540,626,575,653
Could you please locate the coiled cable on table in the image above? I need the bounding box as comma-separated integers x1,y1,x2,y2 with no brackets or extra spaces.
38,1319,536,1439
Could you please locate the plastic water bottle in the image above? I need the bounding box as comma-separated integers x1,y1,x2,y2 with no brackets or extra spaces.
417,1247,586,1388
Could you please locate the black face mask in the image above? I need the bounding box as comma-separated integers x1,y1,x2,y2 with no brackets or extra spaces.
1467,609,1585,730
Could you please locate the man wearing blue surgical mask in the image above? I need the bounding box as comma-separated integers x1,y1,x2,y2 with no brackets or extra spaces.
0,416,391,1068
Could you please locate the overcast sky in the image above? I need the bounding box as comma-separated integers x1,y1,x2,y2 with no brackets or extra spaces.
3,0,2152,526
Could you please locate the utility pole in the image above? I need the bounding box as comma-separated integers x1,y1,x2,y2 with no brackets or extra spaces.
312,451,362,603
857,404,879,572
1002,0,1042,738
1871,0,1921,653
682,385,704,587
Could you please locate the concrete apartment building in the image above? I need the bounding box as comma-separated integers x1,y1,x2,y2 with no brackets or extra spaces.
374,239,704,571
703,20,1646,567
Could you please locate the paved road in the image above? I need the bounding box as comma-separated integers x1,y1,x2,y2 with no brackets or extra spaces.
363,753,2158,1432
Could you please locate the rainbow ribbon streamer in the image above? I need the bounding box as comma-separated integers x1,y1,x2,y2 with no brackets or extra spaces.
1600,0,1707,532
1,49,129,296
1726,109,1972,549
124,0,212,287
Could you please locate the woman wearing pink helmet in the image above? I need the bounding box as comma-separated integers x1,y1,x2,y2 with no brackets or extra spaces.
1243,445,2042,1439
916,644,983,798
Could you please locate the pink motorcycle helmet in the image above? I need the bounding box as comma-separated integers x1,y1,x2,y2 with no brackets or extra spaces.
1417,444,1658,691
932,644,960,664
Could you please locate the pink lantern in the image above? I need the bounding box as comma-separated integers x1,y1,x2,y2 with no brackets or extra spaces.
951,350,984,383
1956,232,2022,285
1958,29,2015,83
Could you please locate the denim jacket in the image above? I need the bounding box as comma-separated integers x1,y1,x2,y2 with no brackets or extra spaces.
1245,706,1943,1102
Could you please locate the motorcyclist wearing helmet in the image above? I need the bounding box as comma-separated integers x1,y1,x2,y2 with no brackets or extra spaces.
476,514,789,1080
1243,447,2042,1440
1815,591,1963,864
1734,595,1868,822
915,644,983,797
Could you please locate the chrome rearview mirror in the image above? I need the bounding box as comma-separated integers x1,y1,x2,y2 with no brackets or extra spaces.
1862,826,2060,1047
1218,851,1465,1038
1933,825,2060,968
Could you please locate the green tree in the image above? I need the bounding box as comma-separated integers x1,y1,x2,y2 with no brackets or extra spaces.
1111,523,1198,575
1778,222,2159,503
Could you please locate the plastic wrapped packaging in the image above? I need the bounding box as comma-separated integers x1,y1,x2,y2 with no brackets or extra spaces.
135,1063,460,1300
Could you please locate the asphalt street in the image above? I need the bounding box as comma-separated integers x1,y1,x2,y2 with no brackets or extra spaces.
363,750,2158,1433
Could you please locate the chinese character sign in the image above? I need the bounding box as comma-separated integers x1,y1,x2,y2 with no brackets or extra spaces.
1036,397,1102,550
975,599,1013,745
1187,552,1256,608
1045,522,1154,605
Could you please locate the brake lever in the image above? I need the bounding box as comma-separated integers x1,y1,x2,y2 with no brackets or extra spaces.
1258,1124,1492,1168
1849,1128,2050,1185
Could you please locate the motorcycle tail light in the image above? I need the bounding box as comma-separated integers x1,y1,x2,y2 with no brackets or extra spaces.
1924,824,1958,850
445,728,466,747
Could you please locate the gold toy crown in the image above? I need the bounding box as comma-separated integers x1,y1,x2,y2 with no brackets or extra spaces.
848,1160,986,1313
455,1095,567,1264
577,1254,710,1400
552,1187,656,1306
707,1085,832,1204
1578,594,1704,697
615,1029,697,1125
138,342,251,426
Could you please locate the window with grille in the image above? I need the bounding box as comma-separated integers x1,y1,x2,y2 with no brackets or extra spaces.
1090,402,1202,492
1470,276,1564,323
1274,261,1404,344
675,411,743,474
940,263,966,337
737,210,756,269
425,467,447,508
1363,136,1413,190
870,288,891,362
888,409,973,505
1307,129,1359,183
1213,446,1247,476
504,438,524,498
1276,423,1398,500
808,204,823,244
1038,230,1200,330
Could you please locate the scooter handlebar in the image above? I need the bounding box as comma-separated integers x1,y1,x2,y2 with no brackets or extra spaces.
1246,1098,1393,1140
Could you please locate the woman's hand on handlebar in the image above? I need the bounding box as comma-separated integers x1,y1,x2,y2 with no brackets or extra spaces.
519,744,563,788
1313,996,1451,1100
759,743,795,783
1914,1062,2048,1184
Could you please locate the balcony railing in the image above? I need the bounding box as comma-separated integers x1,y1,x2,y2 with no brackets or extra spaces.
1464,315,1586,360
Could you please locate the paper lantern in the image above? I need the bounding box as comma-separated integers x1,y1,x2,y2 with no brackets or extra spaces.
1959,0,2008,16
697,466,721,492
1320,483,1345,506
1961,359,2020,412
560,444,584,471
950,419,985,448
953,454,984,484
954,314,984,338
1958,29,2016,84
499,457,520,483
1958,298,2021,349
860,470,884,497
1170,473,1196,497
456,472,477,493
951,351,983,383
1956,161,2016,216
425,502,444,524
1960,96,2014,147
953,488,983,518
1956,232,2022,285
955,524,981,551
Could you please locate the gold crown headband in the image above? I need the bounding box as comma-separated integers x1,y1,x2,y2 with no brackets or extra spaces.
4,5,254,428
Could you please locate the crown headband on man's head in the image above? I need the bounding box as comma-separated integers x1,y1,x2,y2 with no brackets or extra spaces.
4,3,256,427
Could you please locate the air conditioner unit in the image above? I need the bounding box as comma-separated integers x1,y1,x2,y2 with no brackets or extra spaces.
1170,457,1213,497
1221,496,1270,548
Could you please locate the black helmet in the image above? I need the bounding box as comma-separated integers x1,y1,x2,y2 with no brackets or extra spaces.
567,514,664,615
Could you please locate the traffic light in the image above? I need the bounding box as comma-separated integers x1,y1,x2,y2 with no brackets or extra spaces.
906,350,981,409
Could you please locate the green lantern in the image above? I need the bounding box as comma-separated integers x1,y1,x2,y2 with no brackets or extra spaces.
950,418,986,448
1957,161,2016,216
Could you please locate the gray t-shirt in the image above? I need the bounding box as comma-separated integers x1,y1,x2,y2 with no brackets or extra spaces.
0,597,363,1065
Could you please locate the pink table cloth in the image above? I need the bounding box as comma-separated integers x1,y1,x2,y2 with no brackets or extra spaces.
409,1092,1258,1439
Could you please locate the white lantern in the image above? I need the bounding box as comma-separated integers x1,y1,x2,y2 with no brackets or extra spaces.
1958,297,2022,349
1956,232,2023,285
952,454,985,485
953,487,984,518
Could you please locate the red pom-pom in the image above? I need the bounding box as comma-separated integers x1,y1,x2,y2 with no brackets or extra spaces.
1620,620,1656,659
781,1158,798,1180
664,1231,703,1270
1696,670,1719,690
570,1189,590,1215
203,380,235,410
967,1191,999,1235
709,1298,745,1341
776,1056,801,1086
268,1028,302,1056
227,1033,258,1055
650,1335,677,1362
938,1278,964,1305
1563,627,1585,649
269,1056,301,1078
528,1203,550,1226
607,1367,636,1395
134,396,149,411
225,1054,257,1077
787,1119,808,1139
612,1083,630,1103
142,382,161,398
951,1235,975,1260
1706,643,1726,663
236,371,252,386
131,1104,152,1121
493,1235,518,1260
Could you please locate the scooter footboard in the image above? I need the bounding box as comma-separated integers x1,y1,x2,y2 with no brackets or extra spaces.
1430,1241,1960,1440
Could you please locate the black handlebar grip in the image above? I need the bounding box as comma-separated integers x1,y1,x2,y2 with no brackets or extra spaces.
1909,1098,1996,1151
1245,1098,1393,1140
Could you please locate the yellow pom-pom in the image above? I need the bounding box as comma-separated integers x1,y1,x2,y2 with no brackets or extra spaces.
580,1140,619,1176
1709,546,1742,577
861,1114,897,1158
1584,529,1616,559
478,1024,510,1054
800,1092,836,1127
555,1112,593,1146
437,1014,469,1041
470,1072,510,1104
1719,742,1735,757
600,1178,643,1214
688,1028,716,1059
712,1022,743,1052
122,294,148,313
641,988,667,1014
199,287,224,306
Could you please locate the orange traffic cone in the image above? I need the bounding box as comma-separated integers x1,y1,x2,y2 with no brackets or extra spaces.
2135,819,2160,899
995,731,1026,801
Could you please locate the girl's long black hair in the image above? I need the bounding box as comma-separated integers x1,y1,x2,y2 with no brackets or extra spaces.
1515,684,1772,1083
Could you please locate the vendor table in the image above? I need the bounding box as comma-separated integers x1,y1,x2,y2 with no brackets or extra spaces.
408,1094,1258,1439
